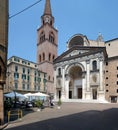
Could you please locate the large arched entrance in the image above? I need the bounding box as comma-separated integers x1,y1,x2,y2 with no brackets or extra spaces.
68,65,83,99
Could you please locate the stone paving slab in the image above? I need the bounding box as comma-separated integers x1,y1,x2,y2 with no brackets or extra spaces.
4,102,118,130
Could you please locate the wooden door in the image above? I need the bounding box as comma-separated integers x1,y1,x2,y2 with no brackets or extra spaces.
78,88,82,99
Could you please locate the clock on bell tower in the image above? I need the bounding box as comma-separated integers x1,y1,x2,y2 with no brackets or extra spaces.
37,0,58,94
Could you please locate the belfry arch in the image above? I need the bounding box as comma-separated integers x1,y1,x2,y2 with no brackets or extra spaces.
65,64,84,99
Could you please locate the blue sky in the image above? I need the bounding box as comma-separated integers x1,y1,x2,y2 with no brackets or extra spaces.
8,0,118,62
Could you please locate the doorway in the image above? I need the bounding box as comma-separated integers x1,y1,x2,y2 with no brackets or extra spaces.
58,90,61,99
69,91,72,99
92,88,97,99
78,88,82,99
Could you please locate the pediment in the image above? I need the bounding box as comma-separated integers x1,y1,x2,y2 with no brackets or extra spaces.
64,49,88,58
54,46,107,64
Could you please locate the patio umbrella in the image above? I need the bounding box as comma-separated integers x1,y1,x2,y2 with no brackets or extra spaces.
34,92,49,97
24,92,49,101
4,91,27,98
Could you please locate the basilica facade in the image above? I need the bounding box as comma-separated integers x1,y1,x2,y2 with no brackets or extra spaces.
53,34,118,103
54,34,107,102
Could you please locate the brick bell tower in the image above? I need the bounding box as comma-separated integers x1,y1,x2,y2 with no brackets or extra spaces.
37,0,58,95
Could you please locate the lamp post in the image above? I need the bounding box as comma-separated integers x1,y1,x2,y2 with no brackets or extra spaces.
7,71,11,92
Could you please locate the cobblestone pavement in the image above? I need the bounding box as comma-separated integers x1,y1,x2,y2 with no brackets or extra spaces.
4,102,118,130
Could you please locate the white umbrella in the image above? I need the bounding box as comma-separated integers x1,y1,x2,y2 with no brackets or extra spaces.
24,93,35,101
33,92,49,100
24,93,33,96
24,92,49,97
24,92,49,101
4,91,26,98
34,92,49,97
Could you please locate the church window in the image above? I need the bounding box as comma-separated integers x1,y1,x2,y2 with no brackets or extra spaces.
49,53,51,61
92,60,97,71
43,53,45,61
52,55,55,60
69,35,84,48
40,31,45,43
117,81,118,85
39,55,41,62
50,20,52,25
48,76,50,81
58,68,61,76
49,32,55,43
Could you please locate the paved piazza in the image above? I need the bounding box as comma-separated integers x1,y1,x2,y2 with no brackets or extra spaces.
5,102,118,130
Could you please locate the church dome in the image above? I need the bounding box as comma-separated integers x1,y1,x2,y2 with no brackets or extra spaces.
67,34,85,49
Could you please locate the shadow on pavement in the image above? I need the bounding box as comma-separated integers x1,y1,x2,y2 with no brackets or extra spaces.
4,108,37,123
5,108,118,130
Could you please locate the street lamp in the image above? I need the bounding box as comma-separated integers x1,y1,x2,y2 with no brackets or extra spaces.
7,71,11,92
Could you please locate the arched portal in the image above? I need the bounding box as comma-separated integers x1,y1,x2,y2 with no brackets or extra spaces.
68,65,83,99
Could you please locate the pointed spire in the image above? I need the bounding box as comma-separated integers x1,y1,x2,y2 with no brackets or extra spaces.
97,32,104,42
44,0,52,15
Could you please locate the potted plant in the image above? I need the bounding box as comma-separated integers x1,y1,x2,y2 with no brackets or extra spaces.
57,98,62,109
35,100,43,111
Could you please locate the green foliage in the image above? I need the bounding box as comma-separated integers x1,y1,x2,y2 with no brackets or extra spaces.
4,100,13,110
35,100,42,108
57,98,62,106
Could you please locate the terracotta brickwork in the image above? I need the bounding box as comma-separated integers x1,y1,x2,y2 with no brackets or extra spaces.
105,57,118,102
37,0,58,95
106,39,118,58
0,0,8,124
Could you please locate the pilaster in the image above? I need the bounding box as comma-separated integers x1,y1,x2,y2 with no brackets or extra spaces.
61,66,65,99
86,59,90,91
99,57,104,91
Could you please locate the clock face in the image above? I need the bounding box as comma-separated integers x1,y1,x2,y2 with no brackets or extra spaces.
45,17,50,23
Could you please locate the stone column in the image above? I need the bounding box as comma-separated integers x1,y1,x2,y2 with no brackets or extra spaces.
54,67,57,100
65,74,69,99
86,60,90,91
61,67,65,99
82,72,86,99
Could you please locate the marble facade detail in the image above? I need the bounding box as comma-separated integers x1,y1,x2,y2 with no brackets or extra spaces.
54,34,107,102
